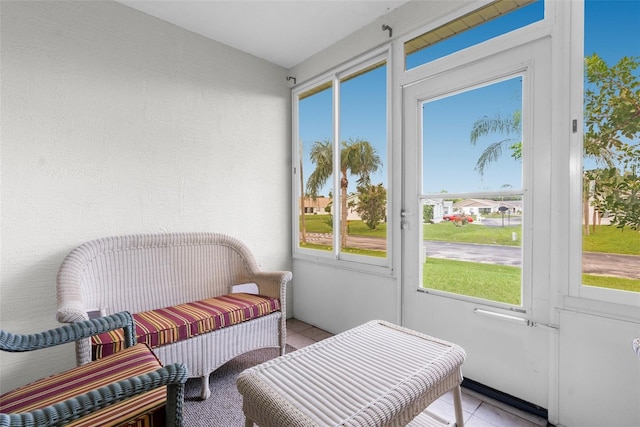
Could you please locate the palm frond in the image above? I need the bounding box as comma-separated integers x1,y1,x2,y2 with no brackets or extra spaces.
475,140,510,176
470,112,520,145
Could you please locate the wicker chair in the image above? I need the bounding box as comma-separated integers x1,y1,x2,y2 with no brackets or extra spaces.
0,312,187,427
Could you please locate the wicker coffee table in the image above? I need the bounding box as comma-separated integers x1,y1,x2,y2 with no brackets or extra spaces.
237,320,466,427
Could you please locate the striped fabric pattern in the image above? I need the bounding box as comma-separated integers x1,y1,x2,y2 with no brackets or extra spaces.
67,388,165,427
0,343,166,426
93,293,280,359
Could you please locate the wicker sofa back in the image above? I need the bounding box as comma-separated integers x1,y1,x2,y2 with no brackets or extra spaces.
56,232,291,400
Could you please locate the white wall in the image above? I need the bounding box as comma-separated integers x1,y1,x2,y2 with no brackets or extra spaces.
558,310,640,426
0,0,291,392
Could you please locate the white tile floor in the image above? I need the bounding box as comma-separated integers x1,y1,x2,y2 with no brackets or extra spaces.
286,318,549,427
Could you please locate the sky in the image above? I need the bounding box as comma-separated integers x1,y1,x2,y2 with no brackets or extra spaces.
298,0,640,197
422,76,523,194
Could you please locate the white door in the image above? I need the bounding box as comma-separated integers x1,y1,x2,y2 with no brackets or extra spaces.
401,39,555,410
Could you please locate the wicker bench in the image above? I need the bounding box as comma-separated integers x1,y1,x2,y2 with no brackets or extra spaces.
237,320,466,427
56,232,292,400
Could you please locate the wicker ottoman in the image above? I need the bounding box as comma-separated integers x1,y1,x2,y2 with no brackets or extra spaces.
237,320,466,427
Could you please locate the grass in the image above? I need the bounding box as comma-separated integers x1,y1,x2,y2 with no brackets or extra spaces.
582,225,640,255
299,215,639,295
300,214,386,238
299,242,386,258
423,222,521,246
582,274,640,292
300,215,333,234
423,258,521,305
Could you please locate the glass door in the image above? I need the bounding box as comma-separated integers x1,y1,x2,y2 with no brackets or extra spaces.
402,40,553,409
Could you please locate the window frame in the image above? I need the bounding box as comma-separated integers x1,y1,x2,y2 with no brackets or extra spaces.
413,68,533,314
291,48,393,275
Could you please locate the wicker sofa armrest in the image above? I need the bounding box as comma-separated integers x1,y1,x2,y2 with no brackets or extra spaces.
55,302,88,325
0,363,188,427
0,312,136,352
252,270,292,300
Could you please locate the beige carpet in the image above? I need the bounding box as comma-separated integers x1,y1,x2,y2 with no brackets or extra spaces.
183,345,295,426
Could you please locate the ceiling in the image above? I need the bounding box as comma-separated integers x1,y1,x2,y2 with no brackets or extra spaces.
117,1,410,69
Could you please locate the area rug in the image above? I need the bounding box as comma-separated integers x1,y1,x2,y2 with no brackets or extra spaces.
183,345,295,426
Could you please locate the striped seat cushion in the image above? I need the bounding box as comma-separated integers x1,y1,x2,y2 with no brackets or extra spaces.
92,293,281,359
0,343,166,427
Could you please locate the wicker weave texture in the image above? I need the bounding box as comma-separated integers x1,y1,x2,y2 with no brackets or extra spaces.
0,312,135,353
56,232,291,398
237,320,466,427
0,313,188,427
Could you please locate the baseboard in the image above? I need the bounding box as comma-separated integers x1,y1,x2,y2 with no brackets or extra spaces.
462,378,553,425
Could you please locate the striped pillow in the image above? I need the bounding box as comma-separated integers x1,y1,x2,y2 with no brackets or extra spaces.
0,343,166,427
92,293,281,359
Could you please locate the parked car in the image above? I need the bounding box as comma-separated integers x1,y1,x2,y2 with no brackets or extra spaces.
442,214,473,223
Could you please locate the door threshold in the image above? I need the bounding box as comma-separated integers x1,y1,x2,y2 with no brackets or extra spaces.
462,378,553,425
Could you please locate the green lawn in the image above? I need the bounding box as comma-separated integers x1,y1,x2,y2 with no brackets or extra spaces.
300,214,386,238
424,258,521,305
303,215,639,257
423,222,521,246
299,241,386,258
300,215,639,295
582,274,640,292
300,214,333,234
582,225,640,255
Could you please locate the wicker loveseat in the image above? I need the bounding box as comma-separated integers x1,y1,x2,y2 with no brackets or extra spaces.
56,232,291,400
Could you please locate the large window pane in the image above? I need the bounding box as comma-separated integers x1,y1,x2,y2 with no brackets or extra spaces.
338,63,387,257
421,77,524,307
298,83,333,253
582,0,640,293
296,61,388,261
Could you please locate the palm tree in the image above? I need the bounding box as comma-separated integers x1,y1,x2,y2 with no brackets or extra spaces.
469,111,522,177
306,138,381,248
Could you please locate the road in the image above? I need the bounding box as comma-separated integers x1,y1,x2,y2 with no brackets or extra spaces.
302,233,639,279
425,241,521,266
426,241,640,279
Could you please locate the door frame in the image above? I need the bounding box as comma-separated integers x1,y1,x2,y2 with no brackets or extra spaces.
400,37,555,409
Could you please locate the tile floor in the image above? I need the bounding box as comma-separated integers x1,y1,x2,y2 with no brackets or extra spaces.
286,318,549,427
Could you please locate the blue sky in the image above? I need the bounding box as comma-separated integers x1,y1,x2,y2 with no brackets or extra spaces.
422,76,522,193
298,66,387,197
298,0,639,197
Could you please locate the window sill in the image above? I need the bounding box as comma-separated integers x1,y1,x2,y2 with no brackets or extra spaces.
292,252,395,278
563,293,640,323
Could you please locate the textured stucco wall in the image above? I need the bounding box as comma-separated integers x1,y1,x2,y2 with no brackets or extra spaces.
0,0,291,392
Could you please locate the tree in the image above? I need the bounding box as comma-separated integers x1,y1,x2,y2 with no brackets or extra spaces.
306,138,382,247
355,183,387,230
584,54,640,231
423,204,434,223
467,55,640,231
469,110,522,177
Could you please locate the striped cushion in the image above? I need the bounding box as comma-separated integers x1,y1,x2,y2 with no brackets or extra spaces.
92,293,281,359
0,343,166,427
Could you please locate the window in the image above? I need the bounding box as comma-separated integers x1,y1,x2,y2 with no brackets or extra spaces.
421,76,525,308
294,56,389,264
405,0,544,71
580,0,640,297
